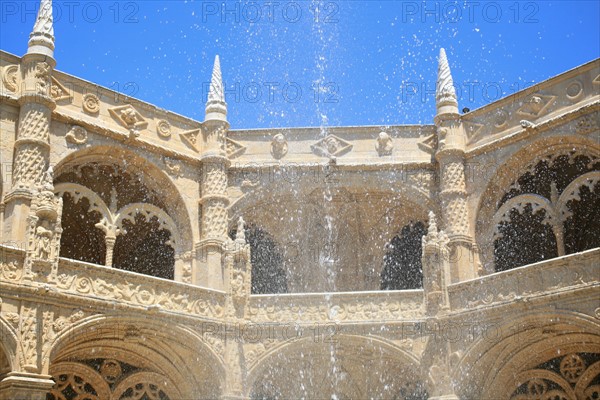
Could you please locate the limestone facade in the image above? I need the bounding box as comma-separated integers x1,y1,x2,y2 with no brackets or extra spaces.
0,1,599,399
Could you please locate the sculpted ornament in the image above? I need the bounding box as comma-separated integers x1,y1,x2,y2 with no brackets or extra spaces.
375,132,393,156
65,125,88,145
49,77,71,101
311,134,353,158
271,133,288,159
576,113,599,135
82,93,100,114
35,62,51,92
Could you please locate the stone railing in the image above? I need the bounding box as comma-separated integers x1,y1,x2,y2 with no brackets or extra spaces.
248,289,425,323
0,245,226,321
3,245,599,324
448,248,600,310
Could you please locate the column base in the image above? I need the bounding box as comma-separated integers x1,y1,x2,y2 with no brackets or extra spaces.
0,371,55,400
429,395,459,400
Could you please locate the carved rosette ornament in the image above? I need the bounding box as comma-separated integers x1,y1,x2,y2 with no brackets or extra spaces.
82,93,100,114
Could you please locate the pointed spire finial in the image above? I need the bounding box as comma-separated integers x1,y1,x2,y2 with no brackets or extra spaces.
205,55,227,121
427,211,438,236
436,48,458,116
28,0,55,57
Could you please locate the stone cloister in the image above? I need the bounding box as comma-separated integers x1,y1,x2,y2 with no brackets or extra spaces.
0,1,599,399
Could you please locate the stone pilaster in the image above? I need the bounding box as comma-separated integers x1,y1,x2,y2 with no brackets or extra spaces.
434,48,479,283
23,168,63,282
3,0,56,245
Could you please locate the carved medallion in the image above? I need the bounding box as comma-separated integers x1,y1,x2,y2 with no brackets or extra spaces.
65,126,88,145
82,93,100,114
566,80,584,101
2,65,19,92
156,119,172,138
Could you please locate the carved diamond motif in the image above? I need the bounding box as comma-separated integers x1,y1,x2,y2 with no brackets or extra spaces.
224,137,246,159
462,120,484,143
593,74,600,85
180,129,201,152
311,134,353,157
418,133,436,154
516,94,556,118
50,76,71,101
108,105,148,132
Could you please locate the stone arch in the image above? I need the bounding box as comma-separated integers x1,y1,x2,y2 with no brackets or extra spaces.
0,317,17,376
247,334,426,399
454,310,600,399
53,146,194,279
46,314,225,399
230,183,431,292
54,145,193,255
475,137,600,271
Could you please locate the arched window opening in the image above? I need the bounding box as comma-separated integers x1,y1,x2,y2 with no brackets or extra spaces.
500,154,599,206
56,162,177,279
230,225,287,294
59,193,106,264
113,214,175,280
494,206,558,272
380,221,427,290
493,153,599,272
563,183,600,253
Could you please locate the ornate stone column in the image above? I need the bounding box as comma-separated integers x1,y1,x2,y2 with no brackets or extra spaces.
421,211,460,400
3,0,56,245
23,168,63,281
434,48,479,283
221,217,251,400
0,300,55,400
195,55,231,289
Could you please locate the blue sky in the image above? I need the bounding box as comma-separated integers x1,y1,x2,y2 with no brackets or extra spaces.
1,1,599,129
